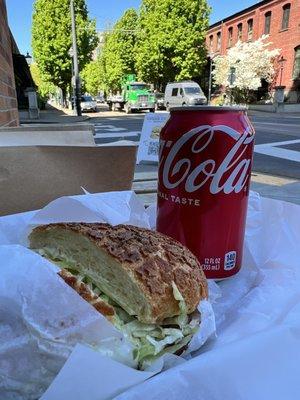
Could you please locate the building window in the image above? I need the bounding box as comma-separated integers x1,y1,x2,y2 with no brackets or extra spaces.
264,11,272,34
228,27,233,47
293,47,300,79
217,32,221,51
247,19,253,40
281,4,291,30
237,23,243,40
209,35,214,52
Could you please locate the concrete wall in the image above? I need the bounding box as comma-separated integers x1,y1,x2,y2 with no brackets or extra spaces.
0,0,18,126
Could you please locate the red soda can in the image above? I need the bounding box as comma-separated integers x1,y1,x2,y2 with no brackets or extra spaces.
156,106,255,279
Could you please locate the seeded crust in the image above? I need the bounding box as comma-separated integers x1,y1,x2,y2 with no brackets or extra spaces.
31,223,208,323
58,269,115,321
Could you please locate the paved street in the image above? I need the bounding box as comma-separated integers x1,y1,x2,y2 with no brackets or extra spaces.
81,105,300,205
88,105,300,180
250,114,300,179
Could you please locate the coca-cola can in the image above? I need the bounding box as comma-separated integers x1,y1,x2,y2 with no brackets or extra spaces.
156,106,255,279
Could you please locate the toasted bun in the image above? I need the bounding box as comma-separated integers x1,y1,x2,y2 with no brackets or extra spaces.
29,223,208,324
58,269,115,322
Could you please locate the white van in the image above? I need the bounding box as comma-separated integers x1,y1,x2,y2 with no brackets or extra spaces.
164,81,207,109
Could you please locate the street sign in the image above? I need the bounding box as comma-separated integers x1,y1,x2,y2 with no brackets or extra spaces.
137,113,169,164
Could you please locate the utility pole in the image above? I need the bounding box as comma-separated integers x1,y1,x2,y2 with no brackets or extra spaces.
70,0,81,116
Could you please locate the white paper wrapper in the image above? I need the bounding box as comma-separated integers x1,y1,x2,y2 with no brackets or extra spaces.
114,192,300,400
41,344,160,400
0,245,130,400
1,190,299,400
30,191,150,228
0,191,215,400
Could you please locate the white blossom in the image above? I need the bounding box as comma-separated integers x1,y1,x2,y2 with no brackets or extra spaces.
212,36,280,91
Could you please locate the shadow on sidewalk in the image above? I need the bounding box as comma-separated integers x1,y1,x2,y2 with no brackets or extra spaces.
20,103,90,124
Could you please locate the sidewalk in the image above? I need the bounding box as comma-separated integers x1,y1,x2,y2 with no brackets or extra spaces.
250,172,300,205
20,104,90,125
134,164,300,207
248,109,300,119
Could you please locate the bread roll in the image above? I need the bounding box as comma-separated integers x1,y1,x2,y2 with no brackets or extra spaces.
29,223,207,324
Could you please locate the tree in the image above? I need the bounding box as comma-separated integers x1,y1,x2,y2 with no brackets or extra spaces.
99,9,138,92
30,63,57,99
81,59,105,95
135,0,210,89
32,0,98,101
212,36,280,102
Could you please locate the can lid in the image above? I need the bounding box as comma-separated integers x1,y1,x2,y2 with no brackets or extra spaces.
170,106,247,112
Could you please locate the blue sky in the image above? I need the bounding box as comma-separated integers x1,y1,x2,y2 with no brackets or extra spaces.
7,0,258,55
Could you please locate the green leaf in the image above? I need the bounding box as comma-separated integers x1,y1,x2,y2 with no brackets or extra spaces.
32,0,98,98
135,0,210,89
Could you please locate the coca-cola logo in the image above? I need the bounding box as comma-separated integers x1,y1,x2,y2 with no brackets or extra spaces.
160,125,254,194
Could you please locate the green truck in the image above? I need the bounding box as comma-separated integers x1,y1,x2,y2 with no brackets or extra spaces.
107,74,155,113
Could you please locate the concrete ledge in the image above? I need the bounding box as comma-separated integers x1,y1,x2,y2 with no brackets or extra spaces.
249,103,300,113
19,116,91,124
249,104,276,113
281,103,300,113
1,123,94,133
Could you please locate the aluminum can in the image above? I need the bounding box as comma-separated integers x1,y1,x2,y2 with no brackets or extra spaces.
156,106,255,279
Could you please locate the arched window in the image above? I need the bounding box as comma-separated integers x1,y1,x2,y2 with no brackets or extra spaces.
293,47,300,80
217,32,221,51
264,11,272,34
282,4,291,30
237,23,243,40
228,27,233,47
247,19,253,40
209,35,214,52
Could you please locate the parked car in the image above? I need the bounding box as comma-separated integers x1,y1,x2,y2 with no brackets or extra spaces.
80,95,97,112
154,92,165,110
164,81,207,110
96,94,105,104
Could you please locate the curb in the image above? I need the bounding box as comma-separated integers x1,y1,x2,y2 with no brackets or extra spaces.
20,116,91,124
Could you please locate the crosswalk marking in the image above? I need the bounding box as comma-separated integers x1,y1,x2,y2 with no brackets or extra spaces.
94,124,127,133
92,121,300,163
255,139,300,162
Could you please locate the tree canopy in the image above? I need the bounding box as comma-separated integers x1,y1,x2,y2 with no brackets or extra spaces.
30,63,57,99
98,8,138,92
135,0,210,89
213,36,280,102
32,0,98,97
81,59,105,95
56,0,210,96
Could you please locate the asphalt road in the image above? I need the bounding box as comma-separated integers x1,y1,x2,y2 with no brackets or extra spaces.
87,105,300,180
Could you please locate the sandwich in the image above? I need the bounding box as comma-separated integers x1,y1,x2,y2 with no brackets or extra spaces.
29,223,208,368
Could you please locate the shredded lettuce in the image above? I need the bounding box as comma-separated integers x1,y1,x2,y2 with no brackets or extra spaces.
36,249,200,368
105,281,199,367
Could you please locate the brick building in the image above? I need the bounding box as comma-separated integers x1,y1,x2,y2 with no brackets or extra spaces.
0,0,18,126
206,0,300,102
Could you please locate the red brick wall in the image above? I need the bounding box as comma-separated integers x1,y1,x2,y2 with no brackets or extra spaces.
207,0,300,99
0,0,18,126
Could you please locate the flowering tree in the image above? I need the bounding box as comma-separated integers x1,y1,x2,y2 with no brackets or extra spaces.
212,36,280,102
